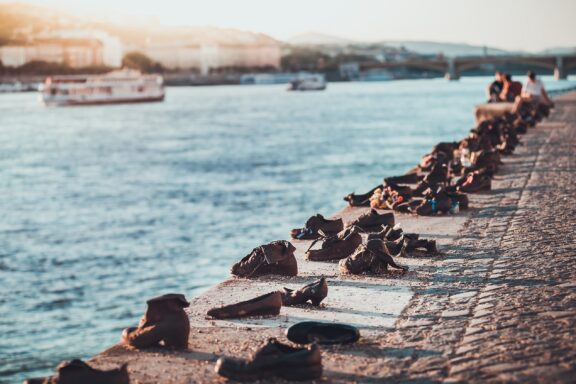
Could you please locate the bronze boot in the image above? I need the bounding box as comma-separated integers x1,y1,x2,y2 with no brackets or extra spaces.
290,214,344,240
121,293,190,349
281,277,328,306
24,360,129,384
366,240,409,272
231,240,298,277
405,238,438,254
338,244,376,275
306,227,362,261
343,184,383,207
346,209,394,232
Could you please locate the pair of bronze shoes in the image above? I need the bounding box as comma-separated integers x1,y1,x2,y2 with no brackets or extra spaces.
372,224,438,255
290,213,343,240
304,210,394,262
121,293,190,349
231,240,298,278
207,278,328,319
306,220,407,263
339,238,408,275
25,360,129,384
306,220,409,263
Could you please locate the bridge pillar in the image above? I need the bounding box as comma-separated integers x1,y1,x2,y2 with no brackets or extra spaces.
444,58,459,80
554,56,567,80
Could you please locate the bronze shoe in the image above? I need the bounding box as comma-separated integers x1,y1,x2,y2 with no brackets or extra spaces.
458,172,491,193
207,291,282,319
423,162,449,186
338,244,376,274
366,239,409,272
384,173,421,185
339,240,408,275
215,338,322,381
368,225,423,247
365,224,394,241
446,190,469,210
343,184,383,207
231,240,297,277
286,321,360,345
25,359,129,384
121,293,190,349
305,227,362,261
346,209,394,232
404,238,438,254
290,214,343,240
281,277,328,306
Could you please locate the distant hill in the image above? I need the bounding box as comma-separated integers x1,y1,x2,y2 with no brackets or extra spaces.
287,32,355,46
287,32,520,57
539,47,576,55
288,33,576,58
383,41,519,57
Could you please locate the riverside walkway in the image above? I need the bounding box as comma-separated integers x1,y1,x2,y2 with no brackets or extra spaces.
91,92,576,383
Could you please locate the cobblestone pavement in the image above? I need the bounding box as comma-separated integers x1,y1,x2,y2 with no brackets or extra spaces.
368,93,576,383
91,94,576,384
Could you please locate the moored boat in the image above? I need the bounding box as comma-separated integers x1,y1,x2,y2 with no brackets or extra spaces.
40,69,165,106
288,74,326,91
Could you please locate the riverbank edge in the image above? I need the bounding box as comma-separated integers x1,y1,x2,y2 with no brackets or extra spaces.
85,92,575,383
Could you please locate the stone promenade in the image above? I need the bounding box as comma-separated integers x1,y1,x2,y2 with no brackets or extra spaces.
91,93,576,383
367,92,576,383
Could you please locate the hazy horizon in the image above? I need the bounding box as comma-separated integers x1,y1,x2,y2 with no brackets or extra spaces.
2,0,576,52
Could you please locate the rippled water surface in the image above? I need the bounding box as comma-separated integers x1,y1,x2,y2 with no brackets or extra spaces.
1,77,574,383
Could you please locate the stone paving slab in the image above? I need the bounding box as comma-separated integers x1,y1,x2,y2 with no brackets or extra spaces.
90,93,576,383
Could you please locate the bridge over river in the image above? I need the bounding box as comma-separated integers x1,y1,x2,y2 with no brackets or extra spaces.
361,54,576,80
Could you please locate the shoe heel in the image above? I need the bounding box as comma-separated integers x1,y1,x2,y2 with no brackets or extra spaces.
310,298,322,306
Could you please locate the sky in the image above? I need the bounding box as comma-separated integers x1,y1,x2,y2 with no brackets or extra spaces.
4,0,576,51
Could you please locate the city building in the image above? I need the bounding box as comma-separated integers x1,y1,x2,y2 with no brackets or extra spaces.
0,30,123,68
140,30,281,74
142,43,281,74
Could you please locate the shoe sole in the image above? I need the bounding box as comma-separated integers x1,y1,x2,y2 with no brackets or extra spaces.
278,363,323,381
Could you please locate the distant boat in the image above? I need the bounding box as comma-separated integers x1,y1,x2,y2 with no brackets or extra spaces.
0,81,39,93
40,69,165,106
240,73,295,85
288,74,326,91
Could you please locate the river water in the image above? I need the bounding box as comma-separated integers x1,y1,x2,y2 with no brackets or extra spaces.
1,77,574,383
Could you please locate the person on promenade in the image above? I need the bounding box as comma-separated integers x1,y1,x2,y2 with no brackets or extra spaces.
500,73,523,102
487,71,504,102
521,71,552,106
513,71,553,114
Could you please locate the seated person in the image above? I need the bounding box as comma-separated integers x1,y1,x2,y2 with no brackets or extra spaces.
521,71,552,106
499,73,522,102
486,71,504,103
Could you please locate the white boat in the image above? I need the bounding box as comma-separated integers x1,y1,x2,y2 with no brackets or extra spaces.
40,70,165,106
240,73,296,85
288,74,326,91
